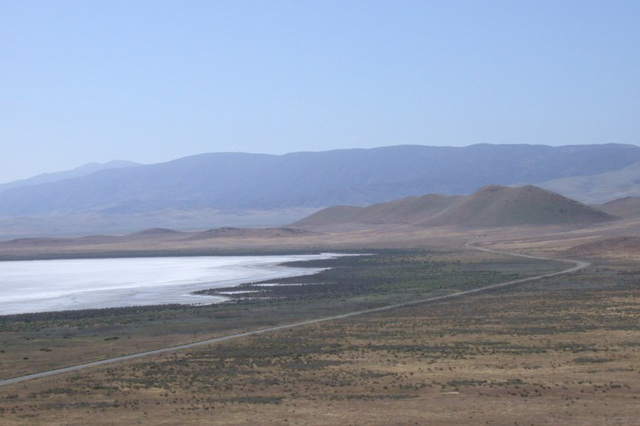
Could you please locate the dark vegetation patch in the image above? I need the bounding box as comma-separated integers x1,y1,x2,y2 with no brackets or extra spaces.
573,357,613,364
1,256,639,424
0,248,563,381
196,249,556,303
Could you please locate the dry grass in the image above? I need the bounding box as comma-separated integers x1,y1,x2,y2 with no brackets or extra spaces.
1,260,639,424
2,220,640,424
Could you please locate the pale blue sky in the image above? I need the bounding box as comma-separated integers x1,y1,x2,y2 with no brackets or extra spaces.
2,0,639,183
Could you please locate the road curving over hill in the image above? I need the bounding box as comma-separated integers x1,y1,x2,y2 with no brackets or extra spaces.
0,244,589,388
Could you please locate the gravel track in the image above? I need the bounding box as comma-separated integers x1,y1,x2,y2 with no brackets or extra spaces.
0,244,589,388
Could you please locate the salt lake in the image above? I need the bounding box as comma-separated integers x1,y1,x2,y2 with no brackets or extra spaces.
0,254,342,315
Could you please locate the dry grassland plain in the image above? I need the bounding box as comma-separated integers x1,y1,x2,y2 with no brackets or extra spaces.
1,223,639,424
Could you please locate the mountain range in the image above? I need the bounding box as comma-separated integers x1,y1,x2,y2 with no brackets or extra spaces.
1,143,640,236
0,160,139,194
538,161,640,204
0,184,619,258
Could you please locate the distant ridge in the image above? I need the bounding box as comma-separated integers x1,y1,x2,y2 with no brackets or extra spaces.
1,143,638,236
1,144,640,217
0,160,139,193
0,226,318,259
295,185,615,229
128,228,183,238
188,227,315,240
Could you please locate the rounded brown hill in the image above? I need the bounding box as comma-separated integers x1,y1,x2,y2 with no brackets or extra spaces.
423,185,615,227
293,185,615,229
293,194,462,229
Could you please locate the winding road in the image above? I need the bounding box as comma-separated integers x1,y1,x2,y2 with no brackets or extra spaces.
0,243,589,388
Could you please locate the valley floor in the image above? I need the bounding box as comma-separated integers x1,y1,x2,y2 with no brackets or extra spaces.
1,248,639,424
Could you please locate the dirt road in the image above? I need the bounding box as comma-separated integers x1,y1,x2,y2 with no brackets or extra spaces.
0,244,589,388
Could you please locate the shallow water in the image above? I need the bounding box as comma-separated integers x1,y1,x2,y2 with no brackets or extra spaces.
0,254,340,315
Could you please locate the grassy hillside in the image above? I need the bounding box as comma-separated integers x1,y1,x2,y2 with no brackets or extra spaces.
293,194,462,229
295,185,615,229
596,196,640,218
423,185,615,226
565,236,640,259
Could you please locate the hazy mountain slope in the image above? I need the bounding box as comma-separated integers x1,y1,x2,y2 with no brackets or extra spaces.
0,208,317,239
538,161,640,204
423,185,615,227
292,206,366,228
0,160,139,193
596,197,640,218
1,144,639,216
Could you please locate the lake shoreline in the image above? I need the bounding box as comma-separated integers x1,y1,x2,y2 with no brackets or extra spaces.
0,253,347,316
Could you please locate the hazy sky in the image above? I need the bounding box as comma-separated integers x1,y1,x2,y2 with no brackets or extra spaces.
2,1,639,183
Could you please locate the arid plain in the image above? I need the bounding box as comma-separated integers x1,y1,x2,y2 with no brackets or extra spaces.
1,212,640,424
